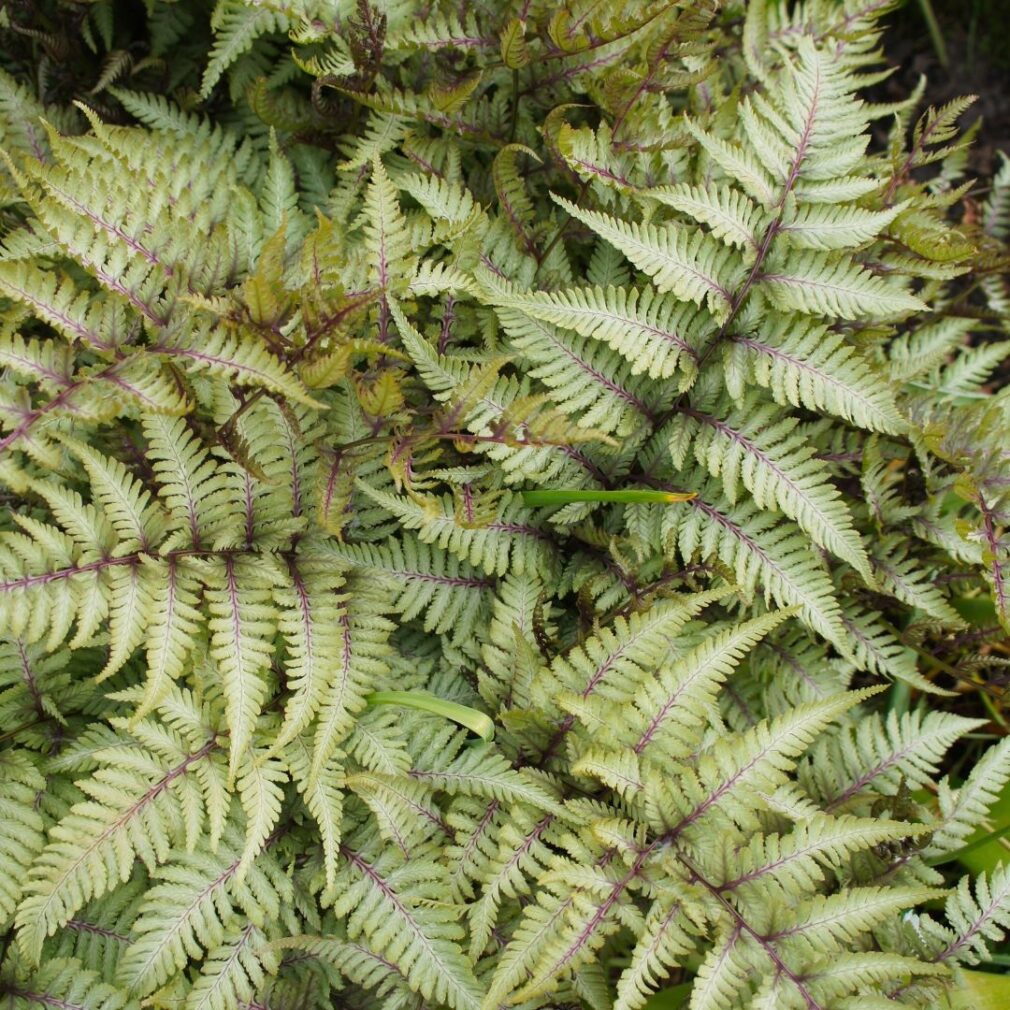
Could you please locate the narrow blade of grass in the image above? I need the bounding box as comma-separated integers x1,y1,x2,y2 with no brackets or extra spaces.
522,489,696,506
365,690,495,740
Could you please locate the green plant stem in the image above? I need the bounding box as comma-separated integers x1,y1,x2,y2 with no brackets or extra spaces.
981,690,1010,731
522,489,695,506
917,0,950,69
929,820,1010,867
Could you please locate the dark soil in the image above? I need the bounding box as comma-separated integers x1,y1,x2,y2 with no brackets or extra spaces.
881,0,1010,174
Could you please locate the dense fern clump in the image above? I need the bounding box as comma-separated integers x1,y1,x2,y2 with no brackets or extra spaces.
2,2,1010,1009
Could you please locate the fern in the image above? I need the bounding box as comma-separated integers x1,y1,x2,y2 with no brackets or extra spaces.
0,3,1009,1010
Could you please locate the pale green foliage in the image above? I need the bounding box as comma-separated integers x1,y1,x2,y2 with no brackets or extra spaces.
1,2,1010,1010
1,958,139,1010
0,751,45,922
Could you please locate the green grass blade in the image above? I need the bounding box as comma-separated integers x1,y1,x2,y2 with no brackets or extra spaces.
522,489,696,506
365,690,495,741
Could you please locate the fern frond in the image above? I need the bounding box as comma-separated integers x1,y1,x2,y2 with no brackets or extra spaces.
205,558,279,779
613,896,697,1010
656,691,873,841
646,183,764,252
669,400,870,575
283,734,343,892
328,533,491,642
0,750,46,922
481,275,704,383
274,933,413,1004
491,301,658,437
156,326,320,407
365,157,414,298
357,484,557,580
533,591,724,730
1,958,137,1010
628,609,792,762
779,200,904,250
334,844,483,1010
185,922,275,1010
467,811,557,960
234,753,286,880
667,487,846,646
930,736,1010,857
761,252,927,319
16,734,220,962
938,866,1010,967
804,709,979,813
554,197,740,317
409,740,561,812
269,564,347,755
0,262,131,350
201,3,287,97
310,580,394,787
116,826,288,997
724,316,905,434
